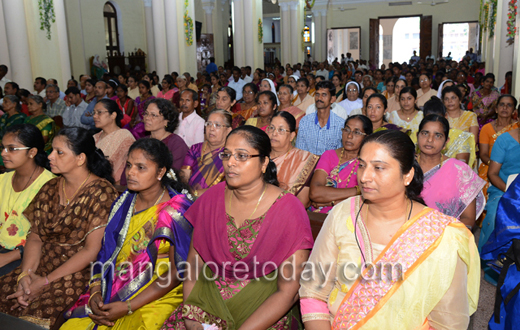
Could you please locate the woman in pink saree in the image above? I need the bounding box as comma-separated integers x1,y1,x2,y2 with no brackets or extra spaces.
417,114,486,228
309,115,373,213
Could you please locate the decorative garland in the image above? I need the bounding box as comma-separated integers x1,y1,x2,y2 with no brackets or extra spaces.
479,0,484,44
507,0,517,44
184,0,193,46
305,0,316,9
483,2,490,32
258,19,263,43
489,0,497,38
38,0,55,40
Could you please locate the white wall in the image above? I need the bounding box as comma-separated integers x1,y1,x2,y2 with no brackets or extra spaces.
64,0,147,78
262,17,281,43
328,1,479,60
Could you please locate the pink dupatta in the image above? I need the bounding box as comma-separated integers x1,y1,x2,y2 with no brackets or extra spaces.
186,182,314,280
421,158,486,220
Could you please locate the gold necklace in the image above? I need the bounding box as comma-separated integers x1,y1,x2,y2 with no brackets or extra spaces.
134,187,166,214
62,172,91,206
228,184,267,219
418,153,443,169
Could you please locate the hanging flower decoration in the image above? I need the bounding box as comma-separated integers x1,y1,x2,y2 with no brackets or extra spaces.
507,0,517,44
38,0,56,40
305,0,316,9
479,0,484,44
184,0,194,46
258,19,263,43
483,3,490,32
489,0,498,38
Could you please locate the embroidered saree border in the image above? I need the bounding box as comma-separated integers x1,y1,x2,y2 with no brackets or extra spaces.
332,208,451,329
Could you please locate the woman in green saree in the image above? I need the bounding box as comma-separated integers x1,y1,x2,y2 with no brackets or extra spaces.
24,95,56,154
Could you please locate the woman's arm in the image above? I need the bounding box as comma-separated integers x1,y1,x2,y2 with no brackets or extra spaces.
237,249,310,330
89,245,183,326
179,168,192,185
127,99,135,116
479,143,490,164
455,152,470,164
488,161,506,192
47,227,106,283
468,126,479,145
309,170,357,204
296,186,311,208
20,232,43,273
459,198,476,228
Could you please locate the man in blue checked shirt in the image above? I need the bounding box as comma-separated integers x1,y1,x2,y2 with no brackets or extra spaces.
296,81,343,155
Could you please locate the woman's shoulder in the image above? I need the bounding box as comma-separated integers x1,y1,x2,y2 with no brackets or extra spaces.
293,147,319,161
116,128,136,140
444,157,472,171
319,149,338,160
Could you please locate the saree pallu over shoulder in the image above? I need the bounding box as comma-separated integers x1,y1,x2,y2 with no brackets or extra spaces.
422,158,486,220
63,188,193,321
273,148,319,195
329,198,479,329
184,142,225,190
187,182,314,280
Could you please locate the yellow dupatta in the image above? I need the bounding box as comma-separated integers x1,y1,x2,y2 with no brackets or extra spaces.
331,198,480,329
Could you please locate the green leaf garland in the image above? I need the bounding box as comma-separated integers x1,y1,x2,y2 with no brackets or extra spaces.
184,0,193,46
489,0,497,38
507,0,517,44
38,0,55,40
258,19,263,43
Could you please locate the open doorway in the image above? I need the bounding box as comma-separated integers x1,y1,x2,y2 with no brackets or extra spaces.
379,17,420,67
370,15,431,69
439,22,479,62
326,27,361,63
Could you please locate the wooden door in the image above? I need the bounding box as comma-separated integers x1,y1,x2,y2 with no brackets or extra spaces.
420,15,432,60
197,34,214,73
437,23,444,59
369,18,379,69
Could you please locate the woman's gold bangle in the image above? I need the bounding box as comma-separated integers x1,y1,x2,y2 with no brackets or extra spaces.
88,291,101,308
17,272,29,285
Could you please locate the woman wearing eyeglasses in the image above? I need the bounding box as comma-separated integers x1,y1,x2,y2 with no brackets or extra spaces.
416,73,437,109
267,112,319,208
93,99,135,185
0,124,54,276
180,110,232,197
143,98,188,172
162,125,313,330
309,115,373,214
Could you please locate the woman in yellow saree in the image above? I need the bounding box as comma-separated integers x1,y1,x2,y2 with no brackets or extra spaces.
61,138,193,330
299,130,480,330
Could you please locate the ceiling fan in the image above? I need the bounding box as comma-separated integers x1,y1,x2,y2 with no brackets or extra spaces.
417,0,449,5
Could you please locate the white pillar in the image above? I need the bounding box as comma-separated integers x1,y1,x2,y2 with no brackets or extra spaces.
164,0,180,73
54,0,72,86
152,0,168,76
243,0,254,66
280,2,291,65
203,5,214,34
312,11,322,62
144,0,156,72
0,0,11,80
493,0,513,88
2,0,33,89
512,0,520,95
233,0,245,67
290,1,299,65
320,10,327,63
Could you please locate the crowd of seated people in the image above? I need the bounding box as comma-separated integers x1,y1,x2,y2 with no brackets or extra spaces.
0,49,519,329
